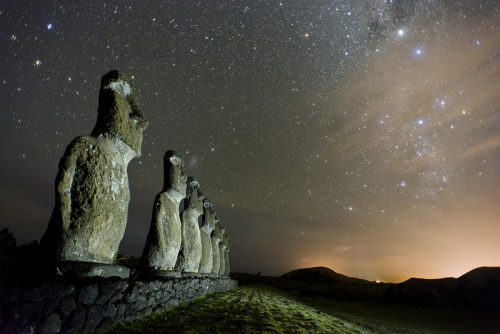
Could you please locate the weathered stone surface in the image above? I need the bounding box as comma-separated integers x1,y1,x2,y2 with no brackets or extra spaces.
96,279,128,304
142,268,182,279
83,305,104,333
23,283,61,302
0,277,238,333
210,219,224,277
41,297,60,318
58,296,76,317
16,301,44,332
198,199,215,274
218,232,226,277
141,150,187,270
78,284,99,304
40,70,148,264
37,313,61,334
222,233,231,277
116,304,126,319
110,292,124,304
57,261,130,279
103,302,117,319
175,177,204,273
62,305,85,333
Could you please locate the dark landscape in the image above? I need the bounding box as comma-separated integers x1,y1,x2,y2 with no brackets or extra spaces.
2,231,500,333
231,267,500,333
103,266,500,333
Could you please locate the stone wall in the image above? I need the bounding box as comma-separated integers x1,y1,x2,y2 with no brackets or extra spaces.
0,276,237,334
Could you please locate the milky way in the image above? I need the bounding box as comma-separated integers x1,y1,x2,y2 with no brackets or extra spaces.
1,1,499,282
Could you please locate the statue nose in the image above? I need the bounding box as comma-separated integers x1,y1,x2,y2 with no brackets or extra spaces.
130,112,149,130
138,118,149,130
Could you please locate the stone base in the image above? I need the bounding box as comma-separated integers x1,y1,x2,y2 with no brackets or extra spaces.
181,272,203,278
56,261,130,279
0,276,238,334
140,268,182,279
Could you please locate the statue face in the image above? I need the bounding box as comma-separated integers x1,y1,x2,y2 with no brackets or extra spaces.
109,80,148,155
213,220,224,240
93,71,149,156
222,234,230,248
164,151,187,196
126,91,148,153
203,199,215,225
186,177,204,212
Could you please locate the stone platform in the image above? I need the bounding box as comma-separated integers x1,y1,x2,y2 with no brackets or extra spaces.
0,275,237,334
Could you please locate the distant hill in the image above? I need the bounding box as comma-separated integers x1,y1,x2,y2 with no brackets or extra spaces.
281,266,372,285
384,267,500,307
460,266,500,286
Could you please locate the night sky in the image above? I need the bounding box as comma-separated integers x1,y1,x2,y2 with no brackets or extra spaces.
1,1,499,282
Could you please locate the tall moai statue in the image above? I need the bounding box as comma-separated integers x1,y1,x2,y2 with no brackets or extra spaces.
210,219,224,277
218,231,227,277
221,233,231,277
141,151,187,271
41,70,148,264
175,177,204,273
198,198,215,274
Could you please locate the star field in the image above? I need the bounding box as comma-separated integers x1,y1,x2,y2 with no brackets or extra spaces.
1,0,499,282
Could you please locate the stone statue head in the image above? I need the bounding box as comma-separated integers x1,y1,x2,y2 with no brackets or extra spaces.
202,198,216,232
222,233,230,249
185,176,204,213
92,70,149,156
213,219,224,241
163,150,187,196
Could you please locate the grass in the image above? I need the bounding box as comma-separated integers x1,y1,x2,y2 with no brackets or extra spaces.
295,294,500,334
106,285,374,334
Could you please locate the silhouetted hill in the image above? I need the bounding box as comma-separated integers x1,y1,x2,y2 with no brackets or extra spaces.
460,266,500,286
384,267,500,308
281,266,372,285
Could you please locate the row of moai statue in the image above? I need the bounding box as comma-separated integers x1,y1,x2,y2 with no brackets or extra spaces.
40,70,231,278
141,151,231,278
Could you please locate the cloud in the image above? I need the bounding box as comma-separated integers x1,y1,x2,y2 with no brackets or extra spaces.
332,245,353,253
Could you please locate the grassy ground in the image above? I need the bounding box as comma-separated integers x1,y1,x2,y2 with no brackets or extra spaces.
106,285,374,334
231,273,500,334
295,295,500,334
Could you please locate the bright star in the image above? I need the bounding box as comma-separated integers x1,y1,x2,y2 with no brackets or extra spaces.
414,46,425,57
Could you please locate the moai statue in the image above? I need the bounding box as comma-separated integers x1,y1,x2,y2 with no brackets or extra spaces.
218,231,226,277
198,198,215,274
222,233,231,277
141,150,187,271
175,177,204,273
210,218,224,277
41,70,148,265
